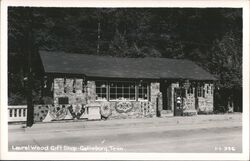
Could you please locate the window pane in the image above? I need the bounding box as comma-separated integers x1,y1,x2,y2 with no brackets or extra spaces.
139,88,142,94
110,87,116,93
123,82,130,88
109,81,138,101
139,83,146,88
138,83,148,100
130,88,135,93
96,81,107,100
117,93,123,100
102,93,106,97
110,83,115,87
110,93,116,100
116,82,122,87
96,88,100,93
124,88,129,94
123,94,129,99
130,94,135,100
117,88,122,93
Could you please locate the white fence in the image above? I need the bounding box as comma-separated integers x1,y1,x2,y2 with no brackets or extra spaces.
8,105,27,122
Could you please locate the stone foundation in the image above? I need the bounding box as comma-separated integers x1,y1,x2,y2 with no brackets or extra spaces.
96,101,154,120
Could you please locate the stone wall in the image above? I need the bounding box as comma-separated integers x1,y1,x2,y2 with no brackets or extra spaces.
157,92,163,116
197,83,214,113
83,81,155,119
53,78,87,105
93,82,159,119
183,87,195,110
164,82,214,115
33,79,161,122
150,82,161,117
33,104,86,122
182,86,196,114
53,78,64,104
33,78,89,122
34,105,49,122
35,78,214,122
94,101,154,120
86,81,96,104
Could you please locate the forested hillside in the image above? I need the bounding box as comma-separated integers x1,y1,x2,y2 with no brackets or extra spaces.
8,7,242,111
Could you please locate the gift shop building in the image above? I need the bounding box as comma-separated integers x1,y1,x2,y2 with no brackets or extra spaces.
36,51,217,122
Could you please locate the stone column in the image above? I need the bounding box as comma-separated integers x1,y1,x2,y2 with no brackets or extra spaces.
150,82,160,117
73,79,87,105
197,83,214,113
53,78,64,105
87,81,96,104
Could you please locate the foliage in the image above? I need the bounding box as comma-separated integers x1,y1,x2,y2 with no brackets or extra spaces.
208,31,242,89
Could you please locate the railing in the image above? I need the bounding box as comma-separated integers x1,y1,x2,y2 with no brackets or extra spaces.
8,105,27,122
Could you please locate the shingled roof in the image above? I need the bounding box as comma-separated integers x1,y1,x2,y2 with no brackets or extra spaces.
39,51,217,80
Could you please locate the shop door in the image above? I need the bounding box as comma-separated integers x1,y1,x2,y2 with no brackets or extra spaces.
160,82,170,110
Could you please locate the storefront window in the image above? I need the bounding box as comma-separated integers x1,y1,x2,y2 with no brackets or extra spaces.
197,84,204,97
96,81,108,100
95,81,150,101
138,83,148,100
187,86,193,95
109,82,136,101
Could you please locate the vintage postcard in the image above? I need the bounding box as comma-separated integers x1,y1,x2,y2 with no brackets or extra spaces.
0,0,249,160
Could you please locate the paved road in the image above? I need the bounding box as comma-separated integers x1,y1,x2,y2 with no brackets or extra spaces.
8,114,242,153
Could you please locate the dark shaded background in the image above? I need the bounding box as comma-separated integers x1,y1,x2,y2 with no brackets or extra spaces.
8,7,242,112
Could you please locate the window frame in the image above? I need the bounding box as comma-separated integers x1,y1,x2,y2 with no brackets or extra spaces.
187,86,194,96
109,81,137,101
138,82,150,101
95,80,150,101
58,97,69,104
95,81,108,101
197,84,205,98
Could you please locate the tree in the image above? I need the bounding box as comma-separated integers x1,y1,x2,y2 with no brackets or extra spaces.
208,31,242,112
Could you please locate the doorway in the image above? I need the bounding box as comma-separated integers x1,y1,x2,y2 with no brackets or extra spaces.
160,81,170,110
174,88,185,116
